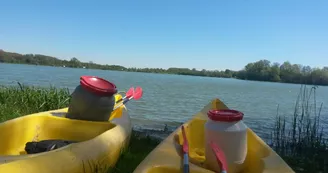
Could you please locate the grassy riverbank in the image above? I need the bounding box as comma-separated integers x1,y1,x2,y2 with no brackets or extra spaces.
1,84,327,172
0,83,70,122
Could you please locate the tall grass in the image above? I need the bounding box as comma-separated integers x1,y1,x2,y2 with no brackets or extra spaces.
271,85,328,173
0,83,71,122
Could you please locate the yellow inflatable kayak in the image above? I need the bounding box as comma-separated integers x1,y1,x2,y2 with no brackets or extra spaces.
0,94,131,173
133,98,294,173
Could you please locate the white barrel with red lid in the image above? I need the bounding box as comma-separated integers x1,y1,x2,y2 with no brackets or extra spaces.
204,109,247,173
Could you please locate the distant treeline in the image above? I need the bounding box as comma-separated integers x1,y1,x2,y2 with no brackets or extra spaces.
1,49,328,85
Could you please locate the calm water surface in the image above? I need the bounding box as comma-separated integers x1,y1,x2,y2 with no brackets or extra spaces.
1,63,327,140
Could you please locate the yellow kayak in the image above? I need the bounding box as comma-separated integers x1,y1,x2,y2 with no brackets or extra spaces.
133,98,294,173
0,94,131,173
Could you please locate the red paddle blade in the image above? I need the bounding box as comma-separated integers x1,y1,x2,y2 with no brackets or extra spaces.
133,86,143,100
126,87,134,98
181,125,189,153
210,141,228,171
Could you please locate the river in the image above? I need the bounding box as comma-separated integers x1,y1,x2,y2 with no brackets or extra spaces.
1,63,327,140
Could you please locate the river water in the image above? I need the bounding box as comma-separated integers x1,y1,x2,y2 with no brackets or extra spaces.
1,63,327,140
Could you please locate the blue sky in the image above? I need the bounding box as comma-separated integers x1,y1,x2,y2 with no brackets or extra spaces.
0,0,327,70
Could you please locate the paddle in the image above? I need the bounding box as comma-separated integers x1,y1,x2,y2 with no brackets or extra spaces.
113,86,143,110
116,87,135,103
210,141,228,173
181,125,190,173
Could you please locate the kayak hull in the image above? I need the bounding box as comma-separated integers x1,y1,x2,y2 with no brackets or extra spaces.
0,94,131,173
133,98,294,173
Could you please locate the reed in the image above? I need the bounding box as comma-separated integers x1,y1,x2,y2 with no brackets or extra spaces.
270,85,328,173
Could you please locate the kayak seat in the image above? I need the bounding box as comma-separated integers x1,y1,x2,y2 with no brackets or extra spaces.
25,140,76,154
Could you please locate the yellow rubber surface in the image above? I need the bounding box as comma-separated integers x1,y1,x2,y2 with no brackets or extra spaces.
133,98,294,173
0,94,131,173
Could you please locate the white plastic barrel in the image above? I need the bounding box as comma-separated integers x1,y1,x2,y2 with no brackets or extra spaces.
204,109,247,173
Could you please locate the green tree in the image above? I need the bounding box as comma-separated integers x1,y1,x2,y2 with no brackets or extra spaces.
269,63,281,82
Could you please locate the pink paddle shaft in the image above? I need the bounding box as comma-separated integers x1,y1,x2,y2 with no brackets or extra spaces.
116,87,134,103
210,141,228,173
113,86,143,110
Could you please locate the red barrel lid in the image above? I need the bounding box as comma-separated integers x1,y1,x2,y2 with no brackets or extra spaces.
80,76,117,96
207,109,244,122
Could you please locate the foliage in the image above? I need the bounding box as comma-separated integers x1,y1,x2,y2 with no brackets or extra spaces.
240,60,328,85
1,50,328,85
270,85,328,173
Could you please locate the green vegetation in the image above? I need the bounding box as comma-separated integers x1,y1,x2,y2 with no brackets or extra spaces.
1,49,328,85
0,83,71,122
270,85,328,173
0,84,159,172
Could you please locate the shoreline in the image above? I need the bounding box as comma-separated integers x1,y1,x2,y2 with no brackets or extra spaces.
2,62,328,87
2,62,327,89
1,49,328,86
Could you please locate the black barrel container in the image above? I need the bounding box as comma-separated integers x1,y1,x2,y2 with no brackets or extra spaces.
66,76,117,121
